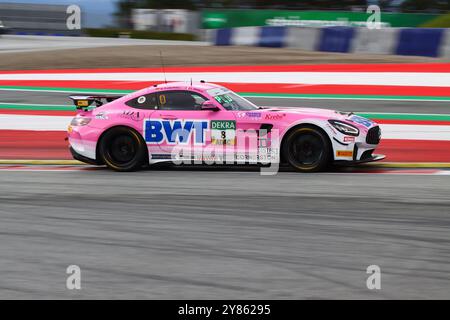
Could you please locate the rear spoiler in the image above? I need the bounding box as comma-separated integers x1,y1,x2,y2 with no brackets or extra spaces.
69,95,123,110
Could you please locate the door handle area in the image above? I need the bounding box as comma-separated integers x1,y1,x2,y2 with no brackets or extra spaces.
160,115,178,120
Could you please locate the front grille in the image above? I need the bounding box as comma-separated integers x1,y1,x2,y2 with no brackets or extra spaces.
366,126,381,145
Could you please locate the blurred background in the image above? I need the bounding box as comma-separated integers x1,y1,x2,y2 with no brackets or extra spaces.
0,0,449,39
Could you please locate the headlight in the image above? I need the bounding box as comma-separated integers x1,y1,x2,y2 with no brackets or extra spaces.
70,117,91,126
328,120,359,136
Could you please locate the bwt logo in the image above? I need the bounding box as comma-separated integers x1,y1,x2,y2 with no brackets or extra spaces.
145,120,208,145
66,5,81,30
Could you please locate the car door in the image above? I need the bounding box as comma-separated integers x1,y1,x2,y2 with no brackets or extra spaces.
146,90,236,162
234,110,267,157
213,92,267,162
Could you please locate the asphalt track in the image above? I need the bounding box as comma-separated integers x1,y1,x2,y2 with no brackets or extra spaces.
1,90,450,114
1,89,450,299
0,168,449,299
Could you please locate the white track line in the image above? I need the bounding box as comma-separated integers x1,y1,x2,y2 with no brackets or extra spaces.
1,114,450,140
0,72,449,87
381,124,450,141
0,89,448,102
0,114,72,131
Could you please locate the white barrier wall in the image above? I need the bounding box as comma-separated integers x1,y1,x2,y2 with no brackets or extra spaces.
441,30,450,58
285,27,320,51
352,28,398,55
231,27,260,46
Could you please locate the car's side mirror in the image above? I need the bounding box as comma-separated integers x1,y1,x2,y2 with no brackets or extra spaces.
201,100,220,111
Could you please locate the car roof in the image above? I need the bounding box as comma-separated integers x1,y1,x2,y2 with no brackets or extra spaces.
147,81,224,92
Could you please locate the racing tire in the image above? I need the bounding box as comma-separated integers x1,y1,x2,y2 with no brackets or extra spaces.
282,126,331,173
99,127,147,172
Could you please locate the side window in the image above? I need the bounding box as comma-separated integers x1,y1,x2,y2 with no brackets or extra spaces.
158,91,207,111
126,93,158,109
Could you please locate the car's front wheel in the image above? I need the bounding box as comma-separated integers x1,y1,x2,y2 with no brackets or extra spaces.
99,127,147,172
282,125,331,172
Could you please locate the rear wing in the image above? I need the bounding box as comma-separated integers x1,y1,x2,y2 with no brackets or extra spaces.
69,95,123,111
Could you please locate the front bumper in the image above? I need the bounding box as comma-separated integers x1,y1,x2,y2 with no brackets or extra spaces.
334,153,385,166
331,122,382,162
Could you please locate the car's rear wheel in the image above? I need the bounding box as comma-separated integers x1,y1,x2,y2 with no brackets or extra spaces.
283,126,331,172
99,127,147,172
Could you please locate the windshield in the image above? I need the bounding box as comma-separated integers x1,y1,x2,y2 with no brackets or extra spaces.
208,89,258,111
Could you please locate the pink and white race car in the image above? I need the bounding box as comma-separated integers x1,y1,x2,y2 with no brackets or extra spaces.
68,82,384,172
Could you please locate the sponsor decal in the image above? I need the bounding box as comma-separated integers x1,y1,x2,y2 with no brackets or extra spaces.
246,112,262,118
95,112,108,120
137,96,146,104
150,154,172,160
188,152,279,163
258,137,270,148
211,120,236,145
336,150,353,157
145,119,208,145
67,125,73,134
343,136,355,143
156,128,281,174
211,120,236,130
121,111,141,121
155,86,179,91
237,112,262,119
76,100,89,107
349,115,373,128
265,113,285,121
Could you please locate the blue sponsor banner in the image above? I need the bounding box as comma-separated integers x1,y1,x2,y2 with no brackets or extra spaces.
215,28,232,46
396,28,444,57
258,26,286,48
317,27,355,53
145,120,208,145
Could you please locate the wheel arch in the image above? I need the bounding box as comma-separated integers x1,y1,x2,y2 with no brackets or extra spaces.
96,125,149,165
280,122,334,163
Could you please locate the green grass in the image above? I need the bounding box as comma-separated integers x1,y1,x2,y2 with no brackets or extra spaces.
420,13,450,28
